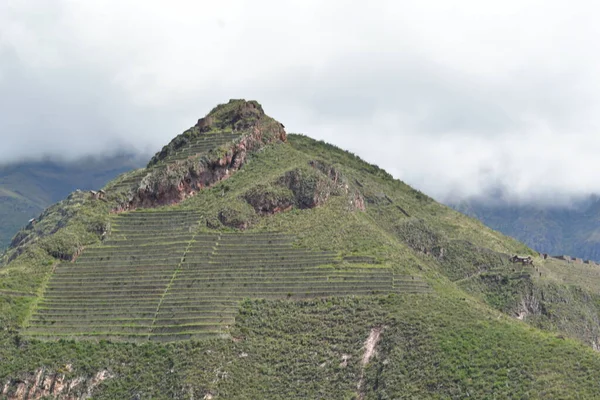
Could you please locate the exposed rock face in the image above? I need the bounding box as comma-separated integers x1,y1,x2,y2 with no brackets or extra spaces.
278,168,335,209
243,160,365,216
147,100,277,167
307,160,343,185
112,100,368,217
218,207,254,230
243,184,295,215
122,100,286,211
516,292,541,320
351,190,366,212
1,367,113,400
279,161,365,211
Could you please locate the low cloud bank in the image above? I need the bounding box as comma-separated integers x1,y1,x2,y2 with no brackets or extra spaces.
2,1,599,205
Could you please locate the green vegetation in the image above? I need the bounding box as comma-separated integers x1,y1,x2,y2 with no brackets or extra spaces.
2,100,600,398
25,211,420,342
4,295,600,398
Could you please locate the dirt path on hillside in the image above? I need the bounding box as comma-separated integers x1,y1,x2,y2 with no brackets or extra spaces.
362,327,383,365
357,326,384,400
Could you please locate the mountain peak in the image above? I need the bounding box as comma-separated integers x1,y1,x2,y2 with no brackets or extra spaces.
147,99,284,167
203,99,265,126
200,99,266,133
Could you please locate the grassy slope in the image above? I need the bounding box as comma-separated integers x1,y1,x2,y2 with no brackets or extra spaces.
454,202,600,348
4,294,600,399
1,116,600,398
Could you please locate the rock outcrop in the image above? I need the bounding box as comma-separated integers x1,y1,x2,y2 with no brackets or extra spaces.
243,160,365,216
1,367,112,400
122,100,286,211
119,100,365,217
243,184,295,216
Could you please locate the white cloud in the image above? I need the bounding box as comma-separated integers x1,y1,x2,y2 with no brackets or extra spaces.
1,0,600,204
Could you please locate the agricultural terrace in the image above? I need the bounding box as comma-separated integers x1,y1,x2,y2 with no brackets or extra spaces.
106,132,242,192
160,133,241,163
23,209,429,342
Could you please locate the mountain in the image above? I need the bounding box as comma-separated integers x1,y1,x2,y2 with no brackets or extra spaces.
2,99,600,399
0,155,146,250
453,196,600,261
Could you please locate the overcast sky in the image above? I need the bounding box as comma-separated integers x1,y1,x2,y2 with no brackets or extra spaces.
1,1,599,205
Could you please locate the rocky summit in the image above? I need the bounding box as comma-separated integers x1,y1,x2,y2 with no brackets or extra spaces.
2,100,600,399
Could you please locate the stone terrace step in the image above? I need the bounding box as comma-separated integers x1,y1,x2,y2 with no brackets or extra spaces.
26,229,430,342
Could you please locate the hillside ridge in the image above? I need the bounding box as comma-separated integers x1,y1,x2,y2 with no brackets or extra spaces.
111,99,287,212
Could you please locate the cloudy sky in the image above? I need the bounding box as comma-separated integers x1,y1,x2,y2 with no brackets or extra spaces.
1,1,599,204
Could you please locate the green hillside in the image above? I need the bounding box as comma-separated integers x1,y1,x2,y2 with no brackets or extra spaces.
2,100,600,398
0,155,145,251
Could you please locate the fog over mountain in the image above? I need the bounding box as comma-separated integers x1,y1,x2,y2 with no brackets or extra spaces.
2,1,600,204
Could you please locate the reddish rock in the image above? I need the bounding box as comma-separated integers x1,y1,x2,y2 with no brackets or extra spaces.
2,368,112,400
120,101,286,212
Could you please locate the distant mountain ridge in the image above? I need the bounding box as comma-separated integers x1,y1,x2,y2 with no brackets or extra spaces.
451,195,600,261
0,154,146,250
